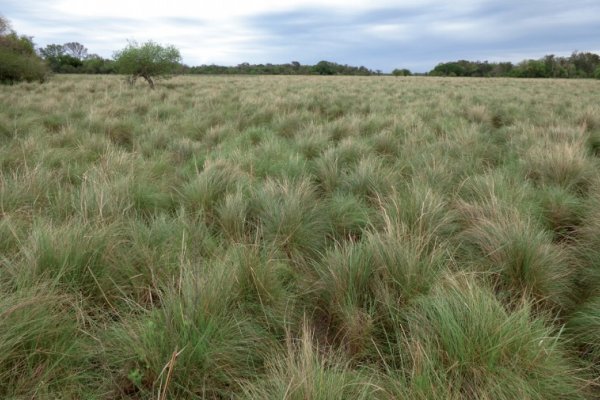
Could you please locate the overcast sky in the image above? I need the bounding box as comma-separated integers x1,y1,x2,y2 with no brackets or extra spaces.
3,0,599,72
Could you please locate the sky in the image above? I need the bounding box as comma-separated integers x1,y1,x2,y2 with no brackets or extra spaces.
2,0,599,72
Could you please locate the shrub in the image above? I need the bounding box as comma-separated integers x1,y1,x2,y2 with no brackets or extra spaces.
0,28,47,83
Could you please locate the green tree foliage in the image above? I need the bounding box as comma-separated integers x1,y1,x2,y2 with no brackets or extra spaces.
39,45,81,73
0,16,47,83
40,43,114,74
113,40,181,88
39,43,89,73
313,60,336,75
81,54,116,74
392,68,411,76
188,61,374,76
430,52,600,78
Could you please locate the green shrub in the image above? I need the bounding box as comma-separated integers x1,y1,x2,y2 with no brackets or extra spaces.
0,20,47,83
0,46,47,84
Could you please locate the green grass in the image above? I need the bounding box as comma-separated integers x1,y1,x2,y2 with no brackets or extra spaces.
1,74,600,398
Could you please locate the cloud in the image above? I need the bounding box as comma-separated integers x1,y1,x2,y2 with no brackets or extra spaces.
2,0,599,71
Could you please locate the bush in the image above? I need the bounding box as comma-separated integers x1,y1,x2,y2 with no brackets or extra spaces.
0,24,47,83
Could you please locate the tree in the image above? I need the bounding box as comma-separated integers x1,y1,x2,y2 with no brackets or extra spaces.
313,60,336,75
39,44,65,60
63,42,88,60
392,68,411,76
0,15,10,35
39,43,84,73
0,16,47,83
113,40,181,88
81,54,116,74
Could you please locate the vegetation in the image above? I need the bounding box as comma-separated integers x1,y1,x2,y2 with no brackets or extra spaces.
0,15,47,83
113,40,181,88
188,60,377,75
392,68,412,76
430,52,600,78
1,74,600,398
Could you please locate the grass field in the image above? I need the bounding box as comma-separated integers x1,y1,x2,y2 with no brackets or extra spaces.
1,74,600,399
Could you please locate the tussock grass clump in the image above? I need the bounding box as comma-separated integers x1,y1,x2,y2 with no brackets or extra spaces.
239,325,380,400
105,262,274,399
524,137,596,194
464,104,490,124
326,192,374,241
105,119,136,150
569,186,600,300
456,199,573,310
312,140,370,194
535,185,585,241
181,159,249,221
255,177,330,266
0,283,88,398
395,274,586,399
15,221,117,302
313,241,377,357
217,187,252,242
341,156,394,203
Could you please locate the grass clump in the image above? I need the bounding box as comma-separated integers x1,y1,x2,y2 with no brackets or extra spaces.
394,274,586,399
239,325,380,400
254,177,330,266
456,199,573,311
524,137,596,194
0,283,89,398
104,262,273,398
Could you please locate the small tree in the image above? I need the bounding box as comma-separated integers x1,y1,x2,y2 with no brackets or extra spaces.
113,40,181,88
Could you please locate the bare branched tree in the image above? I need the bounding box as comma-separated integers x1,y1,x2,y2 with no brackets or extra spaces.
0,15,12,35
63,42,88,60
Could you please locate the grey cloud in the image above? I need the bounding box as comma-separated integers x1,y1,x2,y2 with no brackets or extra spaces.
2,0,599,71
242,1,600,71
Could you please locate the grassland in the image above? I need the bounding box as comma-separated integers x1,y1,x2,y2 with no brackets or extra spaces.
1,74,600,399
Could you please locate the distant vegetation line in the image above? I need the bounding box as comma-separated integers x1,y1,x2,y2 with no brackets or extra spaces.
32,45,600,79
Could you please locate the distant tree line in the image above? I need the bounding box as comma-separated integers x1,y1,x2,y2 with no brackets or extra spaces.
186,60,379,75
429,52,600,79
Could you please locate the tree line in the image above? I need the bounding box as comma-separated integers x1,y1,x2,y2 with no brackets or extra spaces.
429,53,600,79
